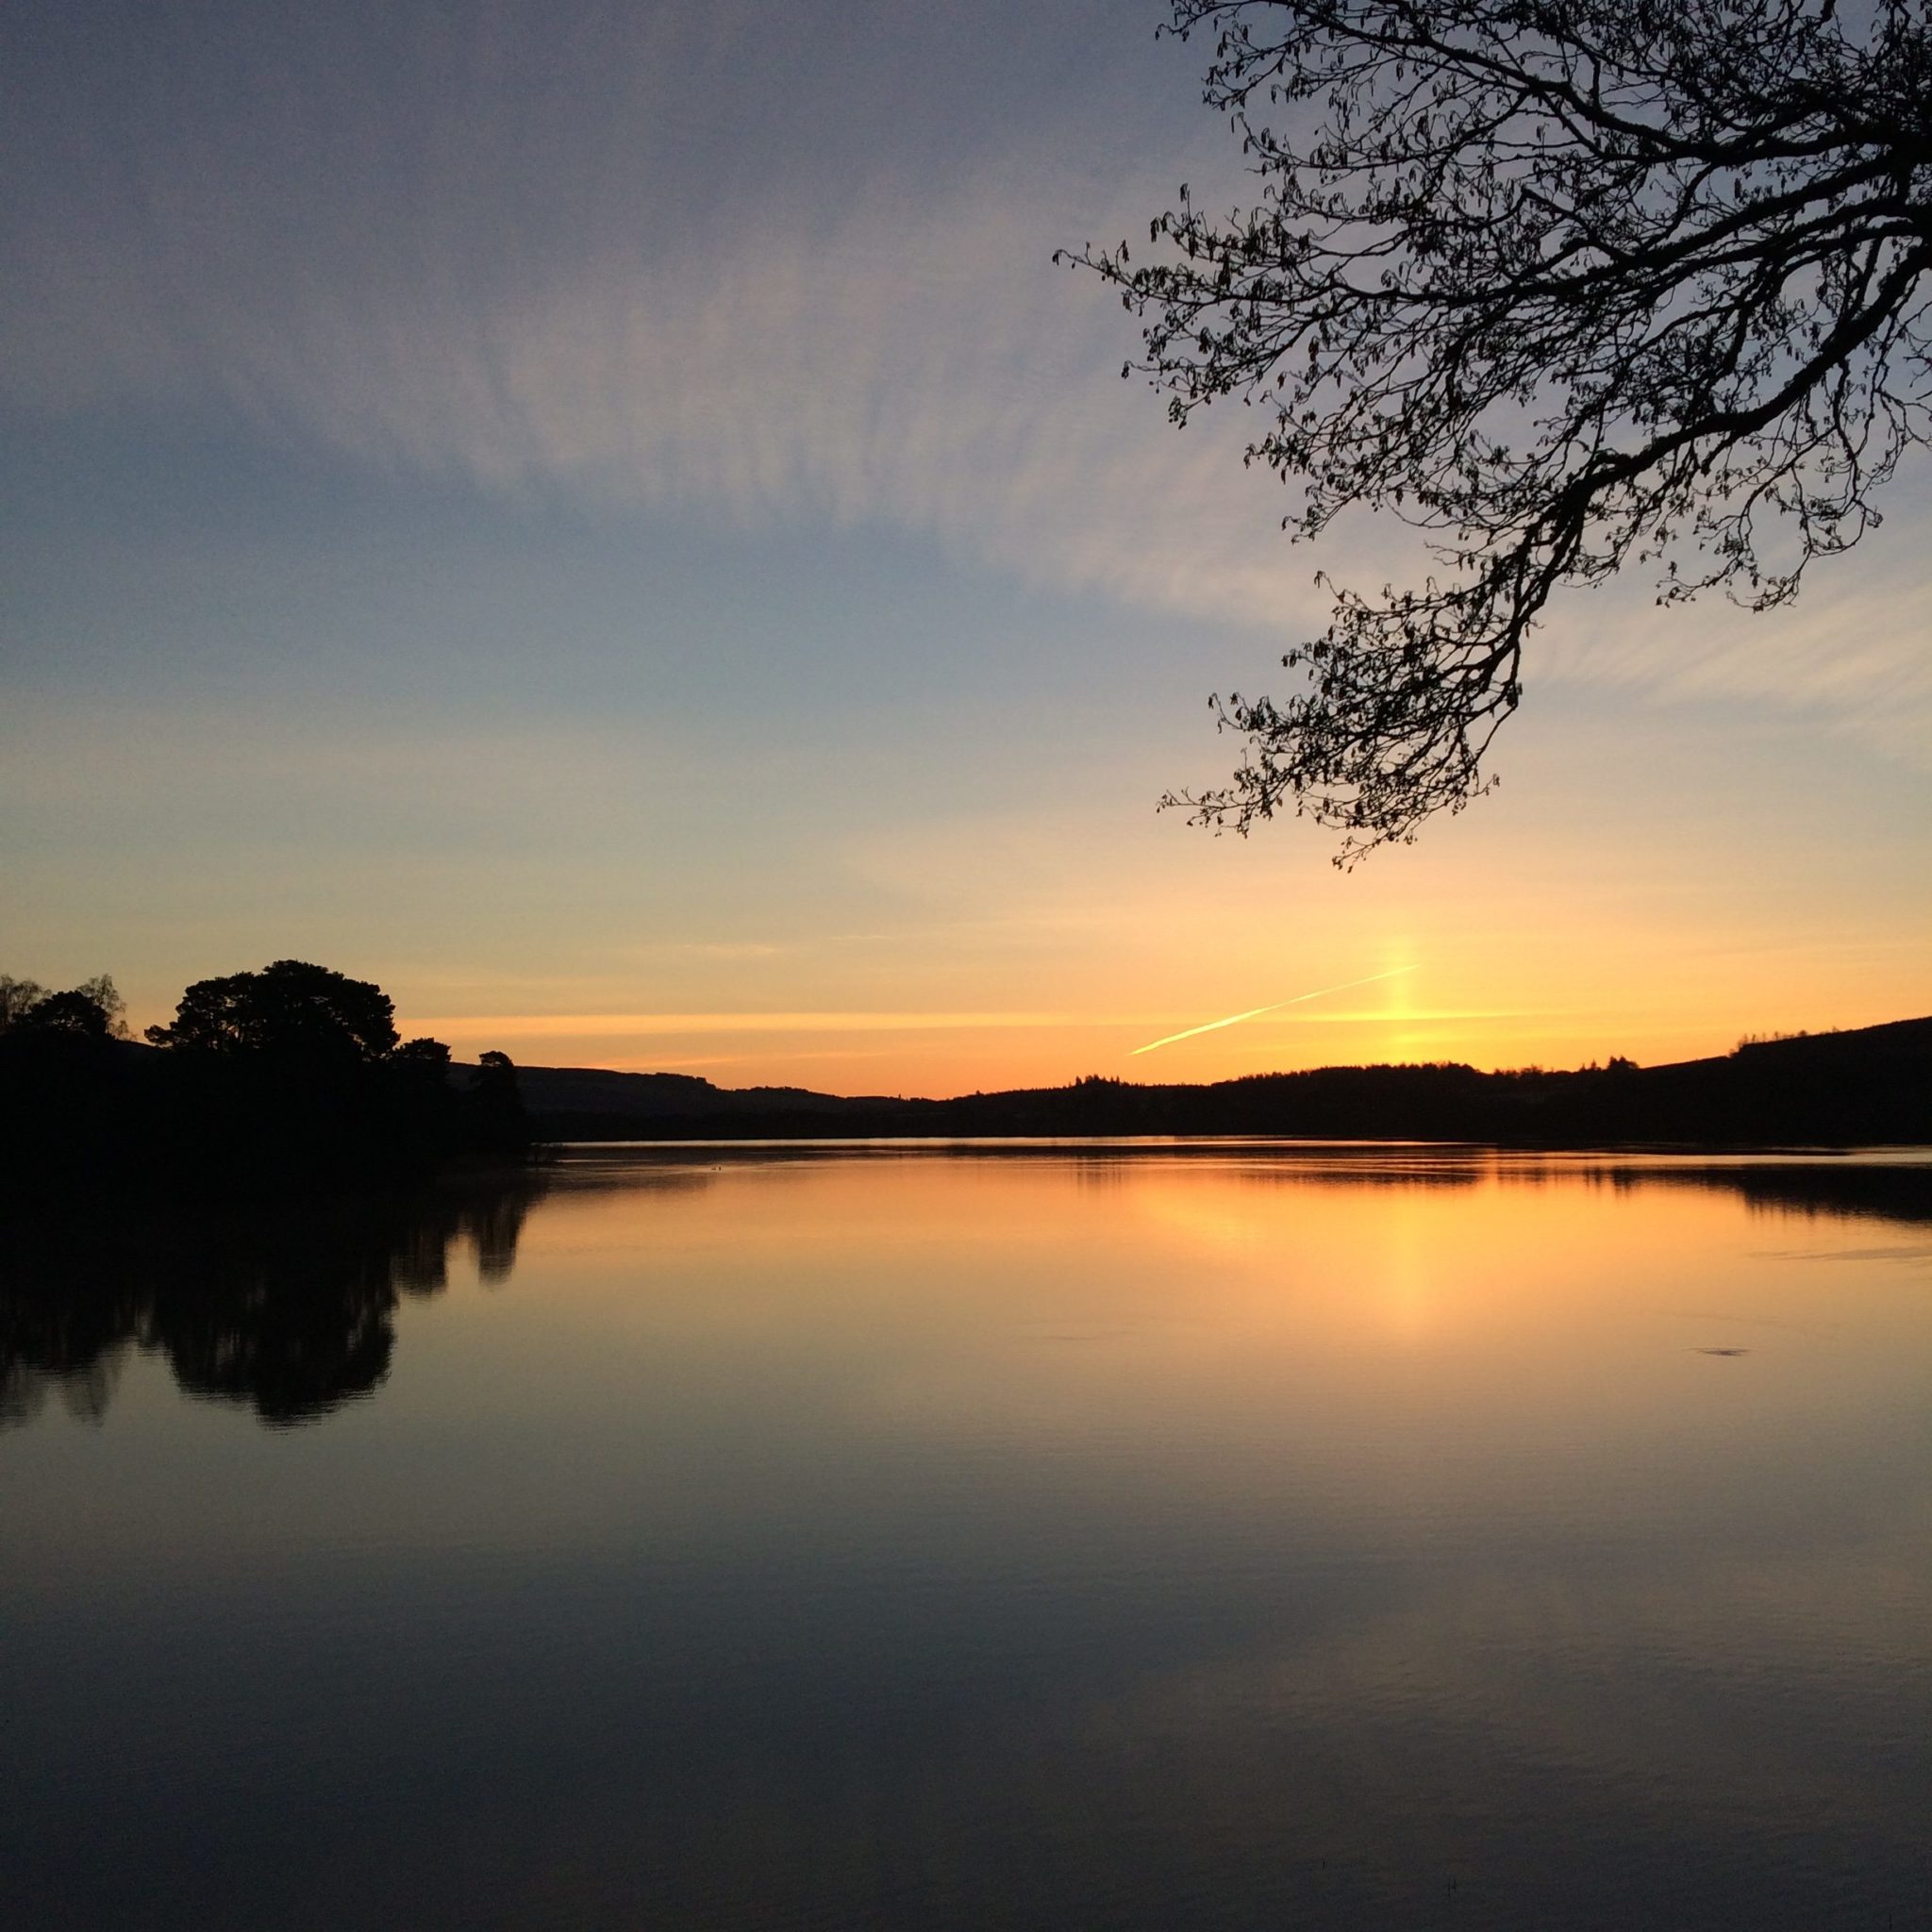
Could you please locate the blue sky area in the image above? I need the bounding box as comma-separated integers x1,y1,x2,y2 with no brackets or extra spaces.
4,0,1926,1090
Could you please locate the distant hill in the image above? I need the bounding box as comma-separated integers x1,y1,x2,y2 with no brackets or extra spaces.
504,1063,886,1122
477,1014,1932,1148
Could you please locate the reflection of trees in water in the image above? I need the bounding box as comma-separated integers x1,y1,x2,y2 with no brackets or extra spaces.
1617,1162,1932,1229
9,1154,1919,1432
0,1174,546,1431
1222,1155,1932,1224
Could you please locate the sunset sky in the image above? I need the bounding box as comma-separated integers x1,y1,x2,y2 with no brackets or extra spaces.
5,0,1927,1094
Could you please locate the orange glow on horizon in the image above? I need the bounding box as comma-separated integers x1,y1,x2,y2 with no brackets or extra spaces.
381,996,1926,1098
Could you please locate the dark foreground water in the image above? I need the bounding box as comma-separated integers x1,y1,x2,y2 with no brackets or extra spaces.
4,1144,1930,1931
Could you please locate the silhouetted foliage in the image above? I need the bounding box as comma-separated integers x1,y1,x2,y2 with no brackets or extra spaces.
71,974,128,1036
0,973,125,1038
146,958,398,1063
467,1049,533,1154
13,989,111,1040
1064,0,1932,858
1,959,532,1197
0,975,46,1030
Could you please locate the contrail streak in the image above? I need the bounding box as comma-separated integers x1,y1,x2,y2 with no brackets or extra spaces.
1129,965,1419,1057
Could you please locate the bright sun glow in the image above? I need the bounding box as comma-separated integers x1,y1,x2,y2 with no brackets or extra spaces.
1129,967,1421,1057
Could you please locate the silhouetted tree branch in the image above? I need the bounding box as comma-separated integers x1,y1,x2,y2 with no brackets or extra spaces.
1062,0,1931,858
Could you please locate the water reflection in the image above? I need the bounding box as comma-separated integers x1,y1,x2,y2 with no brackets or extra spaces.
1,1146,1929,1930
4,1150,1926,1436
1588,1156,1932,1225
0,1173,545,1428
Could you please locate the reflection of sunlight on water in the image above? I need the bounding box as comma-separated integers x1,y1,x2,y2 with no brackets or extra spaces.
5,1146,1932,1930
451,1152,1932,1489
1374,1194,1439,1346
1124,1171,1273,1257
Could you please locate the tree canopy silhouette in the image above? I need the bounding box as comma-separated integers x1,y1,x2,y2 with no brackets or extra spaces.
1065,0,1932,858
146,959,398,1063
0,974,125,1039
16,989,114,1041
2,958,531,1192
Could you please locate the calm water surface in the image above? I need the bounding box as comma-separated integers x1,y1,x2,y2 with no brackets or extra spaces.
4,1145,1930,1929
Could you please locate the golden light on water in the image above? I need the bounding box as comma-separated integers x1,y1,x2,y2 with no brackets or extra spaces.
480,1153,1932,1489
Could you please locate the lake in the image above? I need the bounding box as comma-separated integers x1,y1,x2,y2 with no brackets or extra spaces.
4,1144,1929,1929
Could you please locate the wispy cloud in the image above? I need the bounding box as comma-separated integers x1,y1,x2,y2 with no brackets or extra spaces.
408,1010,1155,1036
2,4,1307,630
5,0,1925,746
1540,545,1932,762
16,178,1307,632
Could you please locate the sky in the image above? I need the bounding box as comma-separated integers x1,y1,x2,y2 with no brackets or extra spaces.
4,0,1927,1095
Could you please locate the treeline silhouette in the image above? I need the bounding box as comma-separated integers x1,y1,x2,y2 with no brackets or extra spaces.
526,1016,1932,1147
0,961,532,1197
0,1173,546,1428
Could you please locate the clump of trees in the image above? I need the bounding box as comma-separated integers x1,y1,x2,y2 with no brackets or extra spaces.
143,959,404,1060
0,973,128,1041
0,959,531,1196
